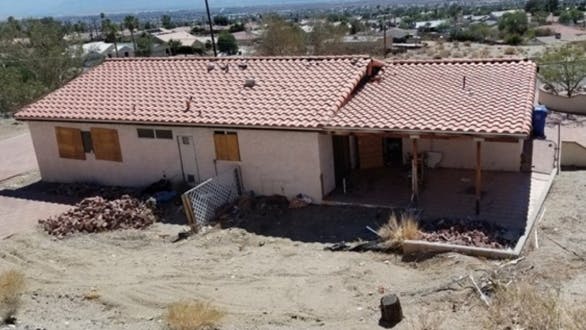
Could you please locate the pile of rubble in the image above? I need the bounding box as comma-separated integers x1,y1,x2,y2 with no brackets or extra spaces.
39,195,156,237
419,219,517,249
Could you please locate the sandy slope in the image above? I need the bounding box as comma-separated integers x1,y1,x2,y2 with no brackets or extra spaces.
0,172,585,330
0,224,489,330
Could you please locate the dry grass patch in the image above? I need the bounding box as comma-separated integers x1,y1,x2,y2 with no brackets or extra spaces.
378,214,421,248
0,270,25,323
165,300,224,330
83,289,100,301
486,282,586,329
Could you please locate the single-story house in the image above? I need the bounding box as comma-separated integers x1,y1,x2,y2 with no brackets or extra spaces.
15,57,537,217
151,29,199,47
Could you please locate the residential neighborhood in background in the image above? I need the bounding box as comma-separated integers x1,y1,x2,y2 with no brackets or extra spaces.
0,0,585,329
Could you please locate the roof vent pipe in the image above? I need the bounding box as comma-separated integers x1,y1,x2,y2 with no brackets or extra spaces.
207,63,215,72
462,76,466,90
244,78,255,88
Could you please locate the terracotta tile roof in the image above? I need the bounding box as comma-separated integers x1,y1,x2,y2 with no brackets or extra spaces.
327,58,537,136
16,56,371,129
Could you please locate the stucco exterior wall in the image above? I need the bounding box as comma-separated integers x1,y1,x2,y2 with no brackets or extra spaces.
561,142,586,167
227,129,323,200
28,121,328,202
28,121,188,185
538,88,586,115
402,137,523,172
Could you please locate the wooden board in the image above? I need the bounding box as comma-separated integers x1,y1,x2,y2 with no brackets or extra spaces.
55,127,86,160
214,132,241,161
358,135,384,169
91,127,122,162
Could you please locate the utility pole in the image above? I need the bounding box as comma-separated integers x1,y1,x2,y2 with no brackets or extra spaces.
204,0,217,57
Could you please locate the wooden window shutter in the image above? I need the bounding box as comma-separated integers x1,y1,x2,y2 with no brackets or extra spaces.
55,127,85,160
214,132,241,161
91,127,122,162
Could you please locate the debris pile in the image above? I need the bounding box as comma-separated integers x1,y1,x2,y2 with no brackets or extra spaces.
419,219,517,249
39,195,156,237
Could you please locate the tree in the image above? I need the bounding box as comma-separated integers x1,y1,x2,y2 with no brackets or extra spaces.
135,32,153,57
538,45,586,97
349,19,365,35
167,39,181,56
103,19,119,57
213,16,230,26
0,18,82,114
498,11,528,44
559,8,584,25
309,21,346,55
161,15,173,29
546,0,559,13
217,31,238,55
257,16,306,56
228,22,245,33
124,16,139,52
100,12,106,38
525,0,558,14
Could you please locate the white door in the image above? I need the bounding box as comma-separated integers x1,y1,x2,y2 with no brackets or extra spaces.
177,135,199,184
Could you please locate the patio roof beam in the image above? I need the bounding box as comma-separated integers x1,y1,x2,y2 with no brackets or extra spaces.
330,131,521,143
475,138,484,215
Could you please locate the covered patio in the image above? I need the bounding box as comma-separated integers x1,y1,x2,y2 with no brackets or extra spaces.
325,167,531,230
324,134,557,234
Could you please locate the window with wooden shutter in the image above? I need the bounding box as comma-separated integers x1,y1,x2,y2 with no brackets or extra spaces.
91,127,123,162
214,131,241,161
55,127,86,160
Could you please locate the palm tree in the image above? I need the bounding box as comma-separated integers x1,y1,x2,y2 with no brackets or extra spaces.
124,15,139,53
103,19,120,57
100,12,106,39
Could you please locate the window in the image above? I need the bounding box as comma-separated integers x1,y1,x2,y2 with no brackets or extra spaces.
155,129,173,139
137,128,155,138
137,128,173,140
55,127,85,160
81,131,93,153
91,127,122,162
214,131,240,161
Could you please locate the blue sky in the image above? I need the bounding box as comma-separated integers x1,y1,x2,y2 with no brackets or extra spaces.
0,0,300,19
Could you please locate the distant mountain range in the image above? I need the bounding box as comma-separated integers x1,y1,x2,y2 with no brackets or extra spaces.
1,0,345,19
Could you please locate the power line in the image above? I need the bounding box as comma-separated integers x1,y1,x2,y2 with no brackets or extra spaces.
204,0,217,57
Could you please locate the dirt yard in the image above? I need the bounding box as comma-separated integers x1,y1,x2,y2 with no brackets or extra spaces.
0,170,584,329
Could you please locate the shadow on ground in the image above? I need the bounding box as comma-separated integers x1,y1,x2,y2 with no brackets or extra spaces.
0,181,83,205
0,180,189,225
220,205,396,244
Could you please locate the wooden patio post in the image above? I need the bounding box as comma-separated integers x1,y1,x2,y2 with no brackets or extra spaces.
411,136,419,203
474,138,483,215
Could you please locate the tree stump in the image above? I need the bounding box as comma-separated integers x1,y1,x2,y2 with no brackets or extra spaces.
379,294,403,328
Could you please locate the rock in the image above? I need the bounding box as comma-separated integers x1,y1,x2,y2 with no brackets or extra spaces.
39,195,156,237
